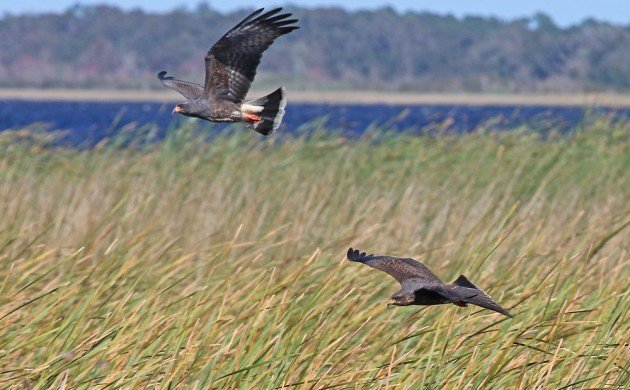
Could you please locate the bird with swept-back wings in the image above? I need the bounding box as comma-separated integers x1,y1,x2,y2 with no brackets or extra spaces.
158,8,299,136
347,248,512,317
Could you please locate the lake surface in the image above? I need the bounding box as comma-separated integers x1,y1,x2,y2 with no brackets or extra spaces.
0,100,626,145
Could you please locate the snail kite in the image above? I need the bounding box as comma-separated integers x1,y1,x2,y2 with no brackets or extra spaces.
158,8,299,136
347,248,512,317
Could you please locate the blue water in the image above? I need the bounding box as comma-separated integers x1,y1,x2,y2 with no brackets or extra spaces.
0,99,626,145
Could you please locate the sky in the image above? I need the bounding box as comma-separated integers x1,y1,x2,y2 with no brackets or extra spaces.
2,0,629,27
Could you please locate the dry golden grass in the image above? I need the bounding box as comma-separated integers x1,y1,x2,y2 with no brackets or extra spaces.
0,119,628,388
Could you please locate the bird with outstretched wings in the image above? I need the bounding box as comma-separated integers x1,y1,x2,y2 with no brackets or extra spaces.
158,8,299,136
347,248,513,317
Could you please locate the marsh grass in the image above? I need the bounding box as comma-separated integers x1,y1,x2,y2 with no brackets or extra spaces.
0,119,628,388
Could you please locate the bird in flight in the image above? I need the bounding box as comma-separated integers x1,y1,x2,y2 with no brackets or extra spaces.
158,8,299,136
347,248,513,317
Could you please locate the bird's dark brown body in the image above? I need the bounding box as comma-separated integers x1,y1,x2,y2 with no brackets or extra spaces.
347,248,513,317
412,289,451,306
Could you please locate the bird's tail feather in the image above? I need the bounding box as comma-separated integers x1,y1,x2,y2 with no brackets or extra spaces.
449,276,512,318
242,87,286,136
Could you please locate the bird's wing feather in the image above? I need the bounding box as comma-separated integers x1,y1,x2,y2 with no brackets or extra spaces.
347,247,442,284
204,8,299,103
157,71,204,100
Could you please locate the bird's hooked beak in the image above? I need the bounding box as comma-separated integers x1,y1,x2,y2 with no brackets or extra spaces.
172,105,183,114
387,298,396,307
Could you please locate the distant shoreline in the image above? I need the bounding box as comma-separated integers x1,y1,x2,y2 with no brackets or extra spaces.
1,88,629,107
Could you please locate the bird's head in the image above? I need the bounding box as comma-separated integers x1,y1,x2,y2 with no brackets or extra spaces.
387,293,414,307
172,102,191,115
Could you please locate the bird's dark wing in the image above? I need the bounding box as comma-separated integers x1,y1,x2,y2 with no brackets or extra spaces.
416,284,513,317
347,247,442,284
204,8,299,103
157,71,204,100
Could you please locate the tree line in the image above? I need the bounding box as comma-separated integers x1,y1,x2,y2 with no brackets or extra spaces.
0,4,628,92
